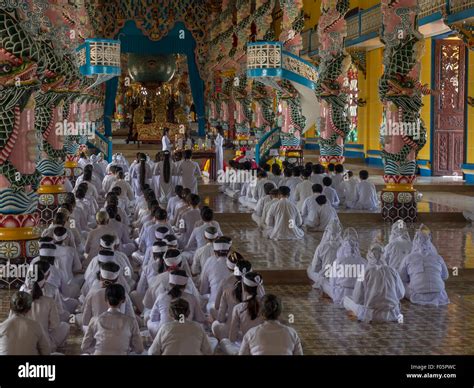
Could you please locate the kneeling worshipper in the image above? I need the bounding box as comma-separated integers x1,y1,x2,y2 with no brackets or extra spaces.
324,228,366,306
22,268,70,352
343,243,405,323
307,218,343,287
148,298,213,355
79,262,136,333
399,225,450,306
200,236,235,313
0,292,51,355
251,183,276,227
147,270,205,338
82,284,144,355
302,194,339,231
383,220,413,272
239,294,303,355
191,226,219,286
219,272,265,355
265,186,304,240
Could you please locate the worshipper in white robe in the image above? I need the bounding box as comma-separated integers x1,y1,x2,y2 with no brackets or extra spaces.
52,226,83,298
140,226,173,269
75,181,99,215
322,177,340,208
142,249,199,320
132,241,168,313
42,210,78,250
212,260,252,341
170,188,191,226
82,284,144,355
130,153,153,197
184,206,222,254
83,245,132,297
342,171,359,209
383,220,413,271
105,205,135,256
267,164,281,186
343,242,405,323
215,126,224,173
84,211,120,260
301,184,322,224
166,185,184,222
75,165,101,198
81,262,135,331
147,270,205,338
102,166,120,193
77,153,89,169
239,294,303,355
332,164,346,204
310,163,326,186
294,170,314,211
23,269,70,351
399,225,450,306
200,237,234,312
324,228,366,306
138,208,173,253
354,170,378,210
177,149,201,194
253,171,275,202
148,298,213,355
260,188,279,232
0,292,51,355
307,218,343,288
302,194,339,231
220,272,265,355
153,150,176,204
265,186,304,240
161,127,172,152
111,170,134,202
75,188,94,230
279,168,301,198
25,247,72,320
176,194,201,249
251,183,277,227
191,226,219,285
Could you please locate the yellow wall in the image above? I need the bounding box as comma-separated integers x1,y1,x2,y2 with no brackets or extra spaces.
365,48,384,151
356,66,368,151
418,38,432,161
467,49,474,164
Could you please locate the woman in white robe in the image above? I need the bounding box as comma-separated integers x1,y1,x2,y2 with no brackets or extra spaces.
215,127,224,173
148,298,212,355
0,292,51,355
343,242,405,323
383,220,413,272
130,153,152,197
147,270,205,338
177,150,201,194
399,225,450,306
23,270,70,351
240,294,303,355
324,228,366,306
82,284,143,355
153,151,175,204
307,218,343,287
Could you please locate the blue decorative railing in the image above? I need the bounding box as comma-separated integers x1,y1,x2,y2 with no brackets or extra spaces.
87,130,113,162
255,127,280,165
247,42,318,90
345,0,474,47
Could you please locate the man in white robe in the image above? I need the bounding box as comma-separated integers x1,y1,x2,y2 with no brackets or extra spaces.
342,171,359,209
251,183,276,226
354,170,378,210
177,150,201,194
294,170,314,211
302,194,338,231
343,242,405,322
265,186,304,240
399,225,450,306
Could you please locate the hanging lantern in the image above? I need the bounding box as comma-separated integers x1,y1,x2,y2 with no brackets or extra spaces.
76,38,121,89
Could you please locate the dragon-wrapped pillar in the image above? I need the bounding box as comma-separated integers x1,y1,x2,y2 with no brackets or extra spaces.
315,0,351,167
0,10,42,288
379,0,428,222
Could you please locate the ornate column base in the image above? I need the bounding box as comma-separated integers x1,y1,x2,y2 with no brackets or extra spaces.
64,157,82,187
37,176,66,226
381,175,417,223
319,155,345,168
0,215,40,289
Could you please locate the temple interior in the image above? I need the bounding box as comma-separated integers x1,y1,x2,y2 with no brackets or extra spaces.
0,0,474,359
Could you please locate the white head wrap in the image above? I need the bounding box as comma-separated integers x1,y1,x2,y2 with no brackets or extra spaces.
169,273,188,286
213,242,231,251
100,267,119,280
39,247,56,257
53,230,67,242
243,273,264,288
367,242,386,266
